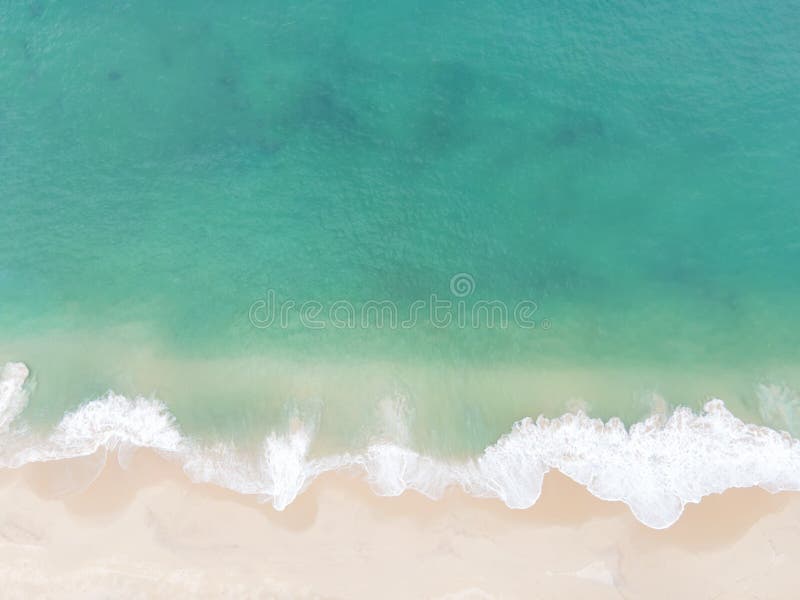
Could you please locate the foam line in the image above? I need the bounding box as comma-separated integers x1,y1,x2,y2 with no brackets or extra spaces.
2,362,798,528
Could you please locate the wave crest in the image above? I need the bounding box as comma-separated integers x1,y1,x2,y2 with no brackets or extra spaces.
2,362,798,529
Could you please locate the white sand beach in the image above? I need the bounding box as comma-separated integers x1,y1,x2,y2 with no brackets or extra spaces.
1,449,798,599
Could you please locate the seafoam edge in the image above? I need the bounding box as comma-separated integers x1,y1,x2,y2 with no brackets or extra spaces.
2,361,798,529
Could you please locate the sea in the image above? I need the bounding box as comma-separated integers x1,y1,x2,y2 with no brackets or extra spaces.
1,0,800,528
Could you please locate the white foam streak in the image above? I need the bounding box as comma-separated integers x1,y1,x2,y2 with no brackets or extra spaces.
0,362,30,433
2,362,799,529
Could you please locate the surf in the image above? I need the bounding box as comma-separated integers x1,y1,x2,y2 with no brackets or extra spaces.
3,361,800,529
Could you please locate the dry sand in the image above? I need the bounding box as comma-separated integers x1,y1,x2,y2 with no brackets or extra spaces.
1,450,798,599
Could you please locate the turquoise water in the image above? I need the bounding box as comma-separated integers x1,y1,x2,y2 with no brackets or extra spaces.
1,1,800,454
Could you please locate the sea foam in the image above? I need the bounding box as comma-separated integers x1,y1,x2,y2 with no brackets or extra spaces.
2,361,799,529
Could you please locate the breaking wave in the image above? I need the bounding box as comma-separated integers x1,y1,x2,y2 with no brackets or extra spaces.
2,361,799,529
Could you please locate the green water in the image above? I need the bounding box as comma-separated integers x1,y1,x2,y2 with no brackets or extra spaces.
1,1,799,453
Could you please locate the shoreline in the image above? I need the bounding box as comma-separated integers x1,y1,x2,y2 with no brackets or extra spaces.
4,360,800,531
1,450,798,599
